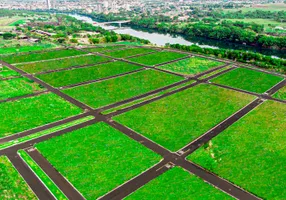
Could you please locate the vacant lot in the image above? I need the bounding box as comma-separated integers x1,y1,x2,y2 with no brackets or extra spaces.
0,77,44,100
104,48,156,58
36,122,161,199
0,156,37,199
114,84,255,151
158,57,223,76
85,45,126,53
188,100,286,199
0,44,56,55
36,61,142,87
0,66,20,78
273,86,286,100
0,49,86,64
128,51,187,66
211,68,283,93
0,93,82,138
17,55,111,74
126,167,233,200
63,69,183,109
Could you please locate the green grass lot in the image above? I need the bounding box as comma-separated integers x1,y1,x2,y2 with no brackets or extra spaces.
17,55,111,74
158,57,223,76
0,17,24,26
0,66,20,78
0,77,44,100
104,48,156,58
211,68,283,93
63,69,183,109
0,44,56,55
126,167,233,200
128,51,187,66
0,49,86,64
36,61,142,87
36,122,161,199
0,156,36,199
0,93,82,138
85,45,126,53
273,86,286,100
188,100,286,199
114,84,255,151
224,18,286,29
9,19,26,26
224,3,286,12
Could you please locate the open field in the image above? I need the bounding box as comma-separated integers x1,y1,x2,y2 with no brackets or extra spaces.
9,19,26,26
0,49,87,64
0,44,57,54
188,100,286,199
211,67,283,93
17,54,111,73
0,66,20,78
224,18,286,29
85,45,127,53
0,17,24,26
126,167,233,200
0,156,36,199
158,57,223,76
0,93,82,138
104,48,156,58
36,122,161,199
224,3,286,12
114,84,255,151
273,86,286,100
0,77,44,100
128,51,187,66
63,69,183,109
36,61,142,87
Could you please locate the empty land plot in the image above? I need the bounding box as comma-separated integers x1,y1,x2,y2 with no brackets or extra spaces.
0,44,56,55
158,57,223,76
0,49,86,64
9,19,26,26
17,55,111,74
0,77,44,100
188,100,286,199
273,86,286,100
36,61,143,87
63,69,183,109
211,67,283,93
85,45,126,53
0,156,37,199
125,167,233,200
36,122,161,199
0,93,82,138
128,51,187,66
0,66,20,78
104,48,156,58
114,84,255,151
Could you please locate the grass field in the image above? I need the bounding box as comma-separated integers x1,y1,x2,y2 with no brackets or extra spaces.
0,77,44,100
114,84,255,151
85,45,126,53
36,61,143,87
211,68,283,93
36,122,161,199
188,100,286,199
158,57,223,76
128,51,187,66
273,86,286,100
63,69,183,109
0,156,36,199
104,48,156,58
126,167,233,200
0,93,82,138
224,3,286,12
9,19,26,26
0,44,57,54
0,49,86,64
17,55,111,74
0,66,20,78
224,18,286,29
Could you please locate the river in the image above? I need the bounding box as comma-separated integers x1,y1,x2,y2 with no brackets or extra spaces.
69,14,286,58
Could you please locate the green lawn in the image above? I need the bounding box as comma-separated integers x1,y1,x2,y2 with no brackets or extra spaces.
0,156,37,199
17,55,111,74
63,69,183,109
0,44,56,55
158,57,223,76
114,84,255,151
85,45,126,53
224,18,286,29
0,49,86,64
188,100,286,200
273,86,286,100
9,19,26,26
0,93,82,138
36,61,143,87
104,48,156,58
36,122,161,199
128,51,187,66
0,78,44,100
125,167,233,200
211,68,283,93
0,66,20,78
